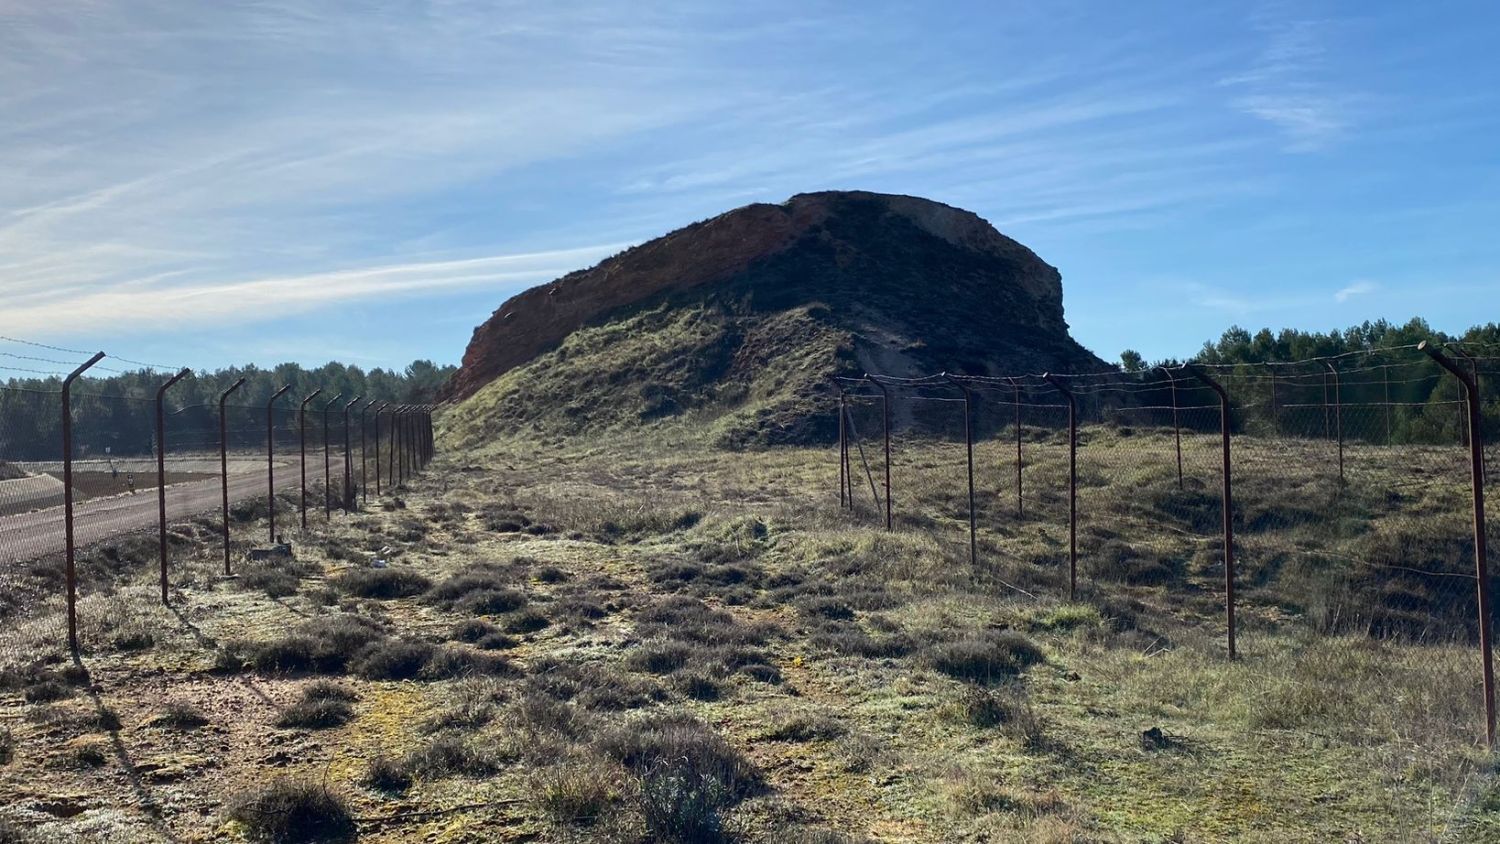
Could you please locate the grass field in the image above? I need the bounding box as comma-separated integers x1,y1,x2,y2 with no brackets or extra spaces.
0,419,1496,842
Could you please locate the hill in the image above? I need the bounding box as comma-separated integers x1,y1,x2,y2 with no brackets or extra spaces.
443,190,1106,448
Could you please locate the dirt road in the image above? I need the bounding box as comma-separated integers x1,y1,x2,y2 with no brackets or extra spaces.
0,458,359,565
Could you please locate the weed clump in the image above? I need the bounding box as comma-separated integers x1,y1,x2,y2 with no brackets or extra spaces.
534,758,623,826
363,754,412,792
226,778,355,843
960,685,1047,749
276,682,357,729
401,734,501,780
763,711,848,742
332,567,432,599
928,631,1044,684
154,702,209,729
598,712,760,799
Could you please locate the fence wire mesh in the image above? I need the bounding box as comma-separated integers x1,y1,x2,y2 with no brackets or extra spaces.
836,345,1498,753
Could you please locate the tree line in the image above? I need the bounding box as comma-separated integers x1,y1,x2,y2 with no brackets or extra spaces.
1,360,455,461
1119,318,1500,444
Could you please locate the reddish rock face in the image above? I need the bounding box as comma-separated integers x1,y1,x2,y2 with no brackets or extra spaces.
445,190,1080,401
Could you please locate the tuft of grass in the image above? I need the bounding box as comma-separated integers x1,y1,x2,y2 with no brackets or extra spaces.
276,698,354,730
332,567,432,599
928,631,1045,684
457,588,529,616
959,685,1047,750
154,702,209,729
534,758,624,826
363,754,413,793
400,734,501,780
0,726,12,766
226,778,356,843
350,640,434,681
502,608,551,634
598,711,760,800
763,711,848,742
641,762,730,843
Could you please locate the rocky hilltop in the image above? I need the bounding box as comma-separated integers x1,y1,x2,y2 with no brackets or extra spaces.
443,190,1104,447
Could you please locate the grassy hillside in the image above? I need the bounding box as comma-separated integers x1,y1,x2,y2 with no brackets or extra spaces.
442,298,858,451
2,417,1495,842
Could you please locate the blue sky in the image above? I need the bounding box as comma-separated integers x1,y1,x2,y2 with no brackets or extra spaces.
3,0,1497,374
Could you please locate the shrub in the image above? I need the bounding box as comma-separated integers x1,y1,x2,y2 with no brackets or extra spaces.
302,680,358,702
226,778,355,843
763,711,847,742
598,712,759,799
66,739,109,768
350,640,434,680
674,671,723,701
0,726,12,766
420,646,518,680
450,619,498,643
641,762,729,843
928,631,1044,684
226,615,388,675
960,685,1047,750
626,641,693,675
401,734,499,780
333,567,432,599
363,754,412,793
502,609,550,634
276,698,353,730
526,658,665,711
22,679,72,704
241,563,301,598
425,568,513,606
456,588,529,616
476,633,519,651
535,759,622,826
155,702,209,729
535,565,570,583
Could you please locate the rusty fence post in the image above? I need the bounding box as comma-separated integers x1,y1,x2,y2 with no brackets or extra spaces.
342,395,360,511
1008,377,1024,519
1325,362,1344,486
840,389,852,509
1158,366,1183,489
374,402,383,495
389,405,401,489
864,377,893,529
1185,365,1236,660
1383,364,1393,445
155,367,191,605
1421,341,1494,747
1042,374,1078,600
299,389,321,529
944,376,978,568
218,377,246,575
266,385,292,544
1269,367,1279,437
322,393,342,518
359,398,373,507
62,352,106,651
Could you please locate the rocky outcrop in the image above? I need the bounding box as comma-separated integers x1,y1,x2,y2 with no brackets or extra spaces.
445,191,1084,401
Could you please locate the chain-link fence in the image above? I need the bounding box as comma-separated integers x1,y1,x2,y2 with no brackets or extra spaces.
834,342,1498,748
0,355,437,652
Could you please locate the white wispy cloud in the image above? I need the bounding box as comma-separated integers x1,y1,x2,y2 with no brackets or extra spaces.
0,243,629,336
1220,6,1355,151
1334,280,1379,302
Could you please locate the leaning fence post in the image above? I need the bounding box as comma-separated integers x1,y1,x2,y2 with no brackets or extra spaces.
62,352,106,651
299,389,321,529
266,385,293,544
944,376,978,569
322,393,342,518
1158,366,1184,489
1184,365,1236,660
1421,341,1494,747
1042,374,1078,600
155,367,191,605
219,377,246,575
864,376,893,530
1325,362,1344,486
